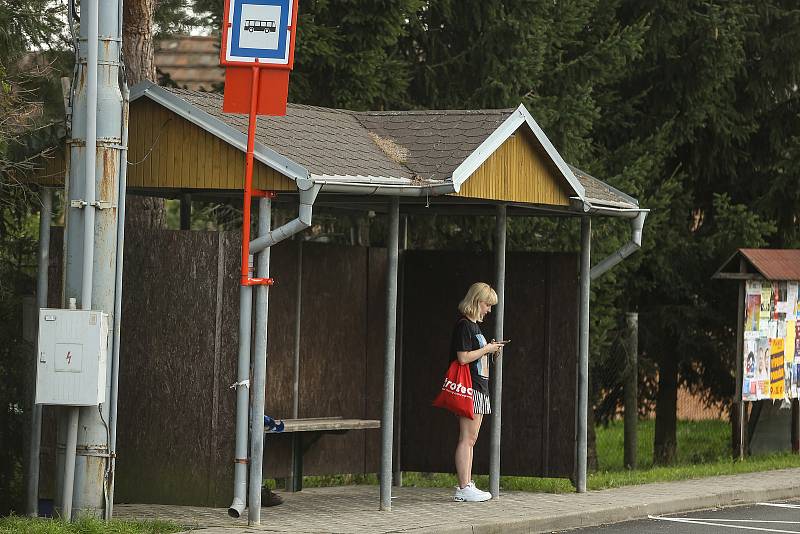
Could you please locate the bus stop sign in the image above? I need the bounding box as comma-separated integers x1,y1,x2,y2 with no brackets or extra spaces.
220,0,299,115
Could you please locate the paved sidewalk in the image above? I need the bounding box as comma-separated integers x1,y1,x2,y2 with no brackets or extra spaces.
114,468,800,533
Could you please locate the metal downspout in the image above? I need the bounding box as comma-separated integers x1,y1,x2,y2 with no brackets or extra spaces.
230,182,320,517
105,81,129,520
489,204,506,498
228,283,253,518
248,197,272,524
590,211,647,280
380,197,400,511
249,181,321,254
576,217,591,493
26,188,52,516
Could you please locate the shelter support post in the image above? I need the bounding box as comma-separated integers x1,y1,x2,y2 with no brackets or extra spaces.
489,204,506,498
734,262,746,459
380,197,400,511
248,197,272,525
180,194,191,230
623,312,638,469
576,216,591,493
292,237,302,420
392,215,408,488
27,187,52,516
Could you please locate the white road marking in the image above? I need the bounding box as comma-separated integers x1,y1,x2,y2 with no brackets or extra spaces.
758,503,800,510
648,515,800,533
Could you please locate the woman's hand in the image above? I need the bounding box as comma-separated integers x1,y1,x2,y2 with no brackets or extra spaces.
484,342,504,355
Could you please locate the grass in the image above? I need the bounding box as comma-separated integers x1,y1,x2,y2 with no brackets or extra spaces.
290,419,800,494
0,516,182,534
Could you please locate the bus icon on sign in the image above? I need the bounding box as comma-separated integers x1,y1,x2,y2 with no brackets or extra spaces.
244,19,276,33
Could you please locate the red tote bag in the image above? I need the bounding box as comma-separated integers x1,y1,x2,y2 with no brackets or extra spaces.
432,360,474,419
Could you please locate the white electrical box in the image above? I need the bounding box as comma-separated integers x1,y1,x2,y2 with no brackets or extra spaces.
35,308,109,406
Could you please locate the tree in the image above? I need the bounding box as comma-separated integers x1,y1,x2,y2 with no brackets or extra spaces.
0,0,68,515
124,0,199,228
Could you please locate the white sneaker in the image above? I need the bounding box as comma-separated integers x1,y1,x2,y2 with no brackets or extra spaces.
454,481,492,502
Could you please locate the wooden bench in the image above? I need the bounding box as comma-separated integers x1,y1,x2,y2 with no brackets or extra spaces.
265,417,381,491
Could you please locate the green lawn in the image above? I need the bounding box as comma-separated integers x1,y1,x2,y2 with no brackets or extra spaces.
0,516,182,534
297,419,800,494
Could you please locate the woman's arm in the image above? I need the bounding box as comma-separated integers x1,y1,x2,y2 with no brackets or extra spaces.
457,342,502,364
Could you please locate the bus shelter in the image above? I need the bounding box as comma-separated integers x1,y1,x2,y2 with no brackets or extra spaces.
30,81,647,515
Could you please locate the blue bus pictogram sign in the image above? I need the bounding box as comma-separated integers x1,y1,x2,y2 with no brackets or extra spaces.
223,0,294,66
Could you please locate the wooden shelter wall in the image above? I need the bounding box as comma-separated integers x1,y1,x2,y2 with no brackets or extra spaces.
456,128,571,206
127,99,295,192
42,230,380,506
399,250,577,478
41,230,576,506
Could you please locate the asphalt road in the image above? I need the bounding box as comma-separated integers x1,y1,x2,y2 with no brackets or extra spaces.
560,499,800,533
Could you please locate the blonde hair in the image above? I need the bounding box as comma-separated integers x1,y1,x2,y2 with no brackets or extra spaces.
458,282,498,320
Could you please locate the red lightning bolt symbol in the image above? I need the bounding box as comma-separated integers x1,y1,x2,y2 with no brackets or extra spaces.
66,351,72,365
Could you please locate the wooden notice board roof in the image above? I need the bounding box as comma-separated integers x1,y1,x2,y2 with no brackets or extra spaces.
714,248,800,281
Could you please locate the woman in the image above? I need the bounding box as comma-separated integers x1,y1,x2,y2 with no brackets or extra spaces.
450,282,505,502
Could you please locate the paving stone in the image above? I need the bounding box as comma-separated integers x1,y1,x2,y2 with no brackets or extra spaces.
114,468,800,534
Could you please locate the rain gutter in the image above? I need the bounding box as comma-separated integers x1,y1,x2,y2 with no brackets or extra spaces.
583,202,649,280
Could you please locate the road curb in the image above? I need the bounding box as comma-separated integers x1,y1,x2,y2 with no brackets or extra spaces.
411,482,800,534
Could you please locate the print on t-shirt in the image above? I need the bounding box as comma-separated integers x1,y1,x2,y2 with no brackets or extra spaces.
475,333,489,379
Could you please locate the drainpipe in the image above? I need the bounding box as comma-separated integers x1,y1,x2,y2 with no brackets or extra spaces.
249,179,321,254
230,180,321,518
314,182,454,197
228,283,253,519
590,210,647,280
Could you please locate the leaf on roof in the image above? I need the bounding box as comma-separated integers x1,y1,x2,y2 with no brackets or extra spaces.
368,132,408,164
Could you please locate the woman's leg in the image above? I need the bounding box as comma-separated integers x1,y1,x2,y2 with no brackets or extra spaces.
455,414,483,488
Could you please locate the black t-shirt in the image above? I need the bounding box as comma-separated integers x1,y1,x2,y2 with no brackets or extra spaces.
450,316,490,395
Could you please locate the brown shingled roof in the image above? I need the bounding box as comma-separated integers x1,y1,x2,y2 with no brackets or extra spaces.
168,88,413,179
355,109,512,181
136,85,639,209
739,249,800,281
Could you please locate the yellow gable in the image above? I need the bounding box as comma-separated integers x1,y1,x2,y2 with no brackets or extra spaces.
454,126,572,206
127,99,295,192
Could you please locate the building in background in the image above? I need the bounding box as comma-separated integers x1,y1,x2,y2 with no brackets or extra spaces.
156,36,224,91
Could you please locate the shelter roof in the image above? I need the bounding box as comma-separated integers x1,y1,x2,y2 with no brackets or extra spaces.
33,82,643,216
714,249,800,281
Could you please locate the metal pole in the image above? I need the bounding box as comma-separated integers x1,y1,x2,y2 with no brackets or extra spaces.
392,215,408,488
228,284,253,518
74,0,123,515
180,193,192,230
248,197,272,525
62,407,79,520
734,258,746,459
105,82,130,520
576,216,591,493
380,197,400,510
26,188,52,516
292,238,302,419
489,204,506,498
623,312,638,469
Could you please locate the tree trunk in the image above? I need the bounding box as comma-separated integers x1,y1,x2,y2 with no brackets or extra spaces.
123,0,166,228
654,355,678,465
123,0,157,86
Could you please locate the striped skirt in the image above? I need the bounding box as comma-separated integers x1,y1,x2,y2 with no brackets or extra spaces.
473,390,492,415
